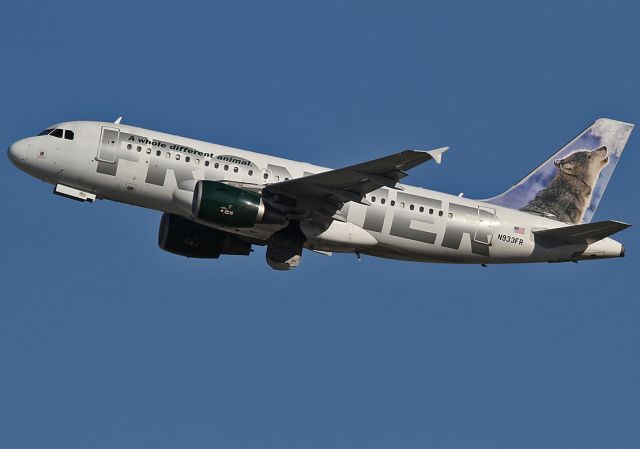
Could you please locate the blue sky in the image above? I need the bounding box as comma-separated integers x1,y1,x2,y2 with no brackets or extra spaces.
1,1,639,448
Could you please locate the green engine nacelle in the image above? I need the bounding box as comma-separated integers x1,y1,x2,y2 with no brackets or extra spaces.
158,213,251,258
192,180,284,227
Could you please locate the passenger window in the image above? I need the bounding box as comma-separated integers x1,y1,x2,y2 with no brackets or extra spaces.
448,212,453,219
156,150,161,156
429,208,433,214
233,167,238,173
248,170,253,176
64,130,75,140
263,173,269,179
224,165,229,171
205,161,210,167
390,200,395,206
146,148,151,154
371,196,376,202
176,154,180,160
438,211,444,217
127,144,132,150
195,159,200,165
137,146,141,152
50,129,63,138
166,152,171,158
381,198,386,204
185,156,190,162
409,204,414,211
419,206,424,212
214,163,219,169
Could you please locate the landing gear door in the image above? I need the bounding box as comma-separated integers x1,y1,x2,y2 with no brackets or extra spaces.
98,126,120,163
474,206,496,245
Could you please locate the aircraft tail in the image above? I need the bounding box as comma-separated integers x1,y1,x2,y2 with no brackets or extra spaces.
486,118,633,224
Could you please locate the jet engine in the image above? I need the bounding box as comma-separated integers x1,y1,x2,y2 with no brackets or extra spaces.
158,213,251,258
192,180,285,228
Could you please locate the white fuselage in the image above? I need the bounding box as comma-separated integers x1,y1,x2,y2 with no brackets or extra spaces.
8,121,624,264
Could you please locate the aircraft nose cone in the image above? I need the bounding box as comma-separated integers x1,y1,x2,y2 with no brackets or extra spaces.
7,141,26,167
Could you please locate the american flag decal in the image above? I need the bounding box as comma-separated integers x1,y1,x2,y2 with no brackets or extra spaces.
514,226,526,235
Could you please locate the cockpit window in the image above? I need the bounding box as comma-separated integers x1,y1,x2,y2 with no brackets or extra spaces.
37,128,74,139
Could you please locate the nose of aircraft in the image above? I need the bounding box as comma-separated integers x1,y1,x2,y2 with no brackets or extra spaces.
7,140,27,167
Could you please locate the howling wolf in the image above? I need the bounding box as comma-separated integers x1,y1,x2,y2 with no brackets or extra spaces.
521,146,609,224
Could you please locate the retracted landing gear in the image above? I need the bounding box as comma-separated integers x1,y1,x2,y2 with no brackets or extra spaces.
266,222,305,270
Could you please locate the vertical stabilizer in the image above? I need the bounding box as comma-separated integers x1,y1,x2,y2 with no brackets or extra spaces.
486,118,633,224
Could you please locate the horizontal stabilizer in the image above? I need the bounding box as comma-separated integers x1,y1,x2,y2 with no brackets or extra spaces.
533,220,631,244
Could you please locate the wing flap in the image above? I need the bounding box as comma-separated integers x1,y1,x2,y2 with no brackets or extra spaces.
533,220,631,244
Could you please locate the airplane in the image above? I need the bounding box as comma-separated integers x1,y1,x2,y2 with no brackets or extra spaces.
7,117,633,270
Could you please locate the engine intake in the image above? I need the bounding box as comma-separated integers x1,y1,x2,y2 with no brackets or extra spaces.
192,180,284,227
158,213,251,259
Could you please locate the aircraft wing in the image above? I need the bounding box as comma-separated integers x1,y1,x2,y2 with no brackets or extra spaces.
533,220,631,244
262,147,448,219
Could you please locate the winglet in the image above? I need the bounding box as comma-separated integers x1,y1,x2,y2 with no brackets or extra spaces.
114,116,123,124
425,146,449,164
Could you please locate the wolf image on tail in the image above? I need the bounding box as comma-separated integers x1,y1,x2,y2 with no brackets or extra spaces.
521,146,609,224
486,118,633,224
